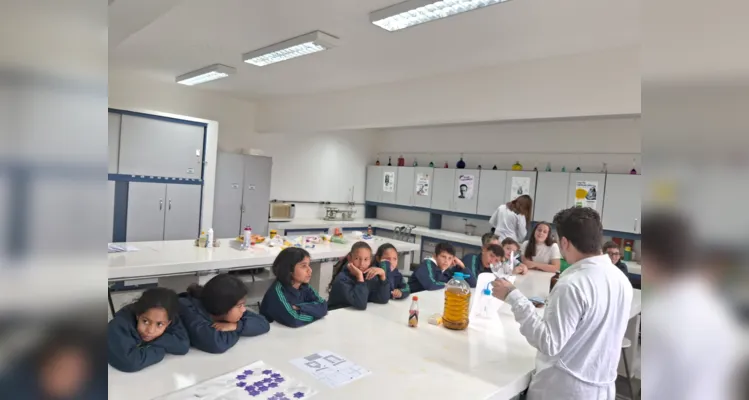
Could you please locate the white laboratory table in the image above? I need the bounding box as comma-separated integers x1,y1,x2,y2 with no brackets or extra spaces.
108,271,642,400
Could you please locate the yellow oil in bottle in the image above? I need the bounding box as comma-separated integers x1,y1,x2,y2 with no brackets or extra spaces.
442,272,471,330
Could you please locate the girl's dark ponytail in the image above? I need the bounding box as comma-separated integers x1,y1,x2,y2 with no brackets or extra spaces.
328,255,348,293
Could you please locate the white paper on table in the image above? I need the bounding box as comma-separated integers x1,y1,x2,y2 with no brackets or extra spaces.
290,350,371,388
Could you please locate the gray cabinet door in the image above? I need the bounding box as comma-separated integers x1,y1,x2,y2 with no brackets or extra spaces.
454,169,480,214
476,170,507,216
602,174,641,233
241,155,272,235
126,182,166,242
431,168,455,211
395,167,415,206
108,113,121,174
380,166,398,204
412,167,434,208
212,152,245,238
365,166,382,202
108,181,115,242
164,184,202,240
567,173,607,215
534,173,570,222
119,115,204,179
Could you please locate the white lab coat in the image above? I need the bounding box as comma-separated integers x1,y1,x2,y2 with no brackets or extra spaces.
641,275,741,400
504,255,633,400
489,204,527,242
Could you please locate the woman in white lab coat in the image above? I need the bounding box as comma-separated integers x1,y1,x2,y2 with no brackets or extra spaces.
489,195,532,242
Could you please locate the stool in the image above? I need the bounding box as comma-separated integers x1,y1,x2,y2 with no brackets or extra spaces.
621,337,636,399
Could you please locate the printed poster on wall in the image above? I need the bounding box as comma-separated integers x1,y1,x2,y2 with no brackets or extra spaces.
574,181,598,208
415,173,430,196
383,172,395,193
456,174,475,199
509,176,531,200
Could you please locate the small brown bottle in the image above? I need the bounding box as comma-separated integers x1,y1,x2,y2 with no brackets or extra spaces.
550,271,561,292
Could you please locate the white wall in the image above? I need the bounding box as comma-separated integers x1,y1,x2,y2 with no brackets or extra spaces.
252,130,376,219
257,47,640,133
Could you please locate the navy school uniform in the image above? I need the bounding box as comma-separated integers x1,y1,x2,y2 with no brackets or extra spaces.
259,281,328,328
327,267,391,310
408,258,468,293
178,294,270,354
107,306,190,372
381,261,410,300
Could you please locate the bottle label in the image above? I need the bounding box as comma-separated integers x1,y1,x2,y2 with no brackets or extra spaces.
408,310,419,327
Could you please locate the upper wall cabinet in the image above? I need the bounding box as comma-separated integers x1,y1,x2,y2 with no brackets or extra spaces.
412,167,434,208
365,166,382,203
379,166,399,204
476,170,507,216
534,172,570,222
602,174,641,233
118,115,205,179
430,168,455,212
567,173,606,215
395,167,415,206
108,113,121,174
453,169,480,214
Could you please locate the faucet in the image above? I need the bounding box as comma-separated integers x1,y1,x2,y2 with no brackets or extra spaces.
463,219,477,236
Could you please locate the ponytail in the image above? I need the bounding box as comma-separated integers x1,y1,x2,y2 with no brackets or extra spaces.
186,283,203,298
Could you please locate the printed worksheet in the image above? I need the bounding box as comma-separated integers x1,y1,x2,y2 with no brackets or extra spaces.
290,351,370,388
154,361,316,400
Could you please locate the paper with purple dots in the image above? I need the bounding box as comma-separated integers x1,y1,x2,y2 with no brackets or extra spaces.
153,361,316,400
289,350,370,388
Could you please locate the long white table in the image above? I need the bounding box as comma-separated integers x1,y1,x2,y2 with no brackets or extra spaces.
108,271,642,400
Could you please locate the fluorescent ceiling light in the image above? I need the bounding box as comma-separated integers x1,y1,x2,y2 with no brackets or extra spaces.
371,0,509,32
243,31,340,67
176,64,236,86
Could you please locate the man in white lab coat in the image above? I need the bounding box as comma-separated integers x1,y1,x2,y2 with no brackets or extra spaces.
492,207,633,400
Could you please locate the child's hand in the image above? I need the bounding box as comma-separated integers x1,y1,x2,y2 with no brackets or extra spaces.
392,289,402,299
347,263,365,282
513,264,528,275
212,322,238,332
292,305,300,311
365,267,386,281
453,258,465,269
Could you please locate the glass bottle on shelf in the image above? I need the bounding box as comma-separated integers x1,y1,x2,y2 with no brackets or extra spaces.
375,158,380,166
387,156,392,166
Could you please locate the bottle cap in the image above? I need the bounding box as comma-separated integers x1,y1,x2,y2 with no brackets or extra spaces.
482,289,491,295
453,272,468,280
413,296,418,301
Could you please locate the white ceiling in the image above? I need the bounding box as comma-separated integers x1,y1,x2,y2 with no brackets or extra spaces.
109,0,638,100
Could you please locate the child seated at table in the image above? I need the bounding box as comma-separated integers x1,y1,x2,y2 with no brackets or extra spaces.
461,243,504,287
108,287,189,372
501,237,528,275
327,241,390,310
259,247,328,328
178,273,270,354
408,242,470,293
375,243,410,300
603,241,629,276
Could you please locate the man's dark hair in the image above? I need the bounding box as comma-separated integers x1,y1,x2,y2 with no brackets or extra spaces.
641,210,692,272
552,207,603,255
435,242,456,257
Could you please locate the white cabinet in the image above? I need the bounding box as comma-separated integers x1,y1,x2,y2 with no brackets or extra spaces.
430,168,455,211
454,169,480,214
534,172,570,222
476,170,507,216
380,166,399,204
412,167,434,208
602,174,641,233
365,166,382,202
395,167,415,206
126,182,201,242
568,173,606,215
506,171,537,203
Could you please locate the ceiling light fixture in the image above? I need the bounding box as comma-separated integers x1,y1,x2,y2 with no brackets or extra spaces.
370,0,509,32
243,31,340,67
176,64,236,86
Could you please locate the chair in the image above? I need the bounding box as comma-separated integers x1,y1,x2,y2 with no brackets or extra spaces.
621,337,636,399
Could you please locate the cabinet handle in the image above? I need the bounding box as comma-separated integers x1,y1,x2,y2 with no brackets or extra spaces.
168,199,172,210
634,218,638,232
159,199,163,210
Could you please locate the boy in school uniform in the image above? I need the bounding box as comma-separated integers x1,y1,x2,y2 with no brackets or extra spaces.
408,242,469,293
603,241,629,277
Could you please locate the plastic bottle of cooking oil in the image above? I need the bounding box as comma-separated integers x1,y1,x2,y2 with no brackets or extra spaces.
442,272,471,330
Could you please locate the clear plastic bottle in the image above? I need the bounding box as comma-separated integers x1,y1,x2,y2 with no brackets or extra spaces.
443,272,471,330
408,296,419,327
243,226,252,249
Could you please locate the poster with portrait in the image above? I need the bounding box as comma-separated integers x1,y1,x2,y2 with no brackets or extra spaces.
383,172,395,193
456,174,475,199
509,176,531,200
574,180,598,208
415,173,430,196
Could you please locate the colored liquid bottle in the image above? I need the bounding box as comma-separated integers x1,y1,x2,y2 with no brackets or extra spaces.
561,166,566,172
443,272,470,330
477,165,482,170
545,162,552,172
375,158,380,166
444,161,448,168
408,296,419,327
575,166,582,172
387,156,392,166
397,155,405,167
492,165,498,170
456,157,466,169
413,159,418,167
429,161,435,167
512,161,523,171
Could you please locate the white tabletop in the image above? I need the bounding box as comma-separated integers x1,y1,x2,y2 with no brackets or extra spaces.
108,271,642,400
109,236,420,281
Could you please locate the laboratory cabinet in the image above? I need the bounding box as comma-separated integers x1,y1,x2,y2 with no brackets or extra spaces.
430,168,455,211
118,114,205,180
602,174,641,233
394,166,435,208
476,170,538,217
126,182,201,242
395,167,415,206
365,166,383,203
430,168,480,214
212,152,273,238
534,172,571,222
365,165,398,204
567,173,606,215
